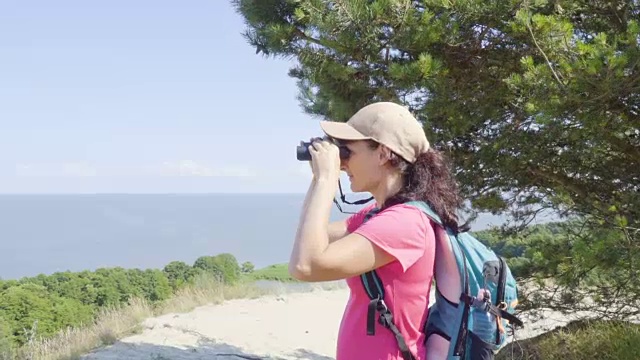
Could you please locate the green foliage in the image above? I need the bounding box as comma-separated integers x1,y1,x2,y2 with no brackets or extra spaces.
193,253,241,284
241,261,255,274
233,0,640,221
0,252,245,351
473,221,570,279
0,316,13,360
244,263,296,282
163,261,197,291
497,319,640,360
234,0,640,319
0,283,93,346
211,253,242,283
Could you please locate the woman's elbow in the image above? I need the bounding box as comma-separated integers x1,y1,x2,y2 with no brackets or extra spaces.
288,262,325,282
288,262,310,281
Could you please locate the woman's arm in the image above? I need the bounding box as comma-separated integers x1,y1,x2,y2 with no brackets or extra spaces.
289,176,395,282
288,139,397,282
328,220,348,243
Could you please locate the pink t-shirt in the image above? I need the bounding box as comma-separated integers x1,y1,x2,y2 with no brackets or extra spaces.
336,202,436,360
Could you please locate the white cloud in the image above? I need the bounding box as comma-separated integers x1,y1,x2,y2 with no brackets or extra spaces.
157,160,257,178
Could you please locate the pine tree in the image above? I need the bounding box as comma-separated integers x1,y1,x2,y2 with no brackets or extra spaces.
233,0,640,319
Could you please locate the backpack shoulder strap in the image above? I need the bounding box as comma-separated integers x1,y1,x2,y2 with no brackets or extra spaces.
405,201,476,358
360,207,384,320
404,200,444,226
404,200,470,293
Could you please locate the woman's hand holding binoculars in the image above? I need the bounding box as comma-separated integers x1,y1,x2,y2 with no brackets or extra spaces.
307,138,342,184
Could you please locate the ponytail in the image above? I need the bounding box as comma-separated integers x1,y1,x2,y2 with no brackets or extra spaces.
382,148,464,233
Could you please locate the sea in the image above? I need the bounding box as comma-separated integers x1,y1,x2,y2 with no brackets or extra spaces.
0,193,511,281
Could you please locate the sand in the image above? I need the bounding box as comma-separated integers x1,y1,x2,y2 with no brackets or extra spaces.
81,286,349,360
80,283,590,360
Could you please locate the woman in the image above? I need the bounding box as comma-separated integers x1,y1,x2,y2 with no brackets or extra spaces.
289,102,464,360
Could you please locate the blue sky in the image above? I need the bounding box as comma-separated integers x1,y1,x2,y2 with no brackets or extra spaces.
0,1,336,193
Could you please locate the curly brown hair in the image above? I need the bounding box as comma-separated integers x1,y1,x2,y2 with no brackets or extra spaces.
368,141,465,233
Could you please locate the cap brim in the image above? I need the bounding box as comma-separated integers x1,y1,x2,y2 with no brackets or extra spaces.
320,121,370,141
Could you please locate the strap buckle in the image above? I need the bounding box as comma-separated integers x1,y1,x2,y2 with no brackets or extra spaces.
376,298,393,328
376,297,389,313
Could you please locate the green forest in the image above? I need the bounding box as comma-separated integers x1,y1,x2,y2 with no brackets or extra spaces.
0,253,258,353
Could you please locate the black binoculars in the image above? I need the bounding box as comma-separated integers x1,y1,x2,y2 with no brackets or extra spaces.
296,137,351,161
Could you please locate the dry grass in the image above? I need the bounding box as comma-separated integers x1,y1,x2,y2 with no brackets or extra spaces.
8,273,320,360
497,319,640,360
155,274,271,315
12,297,153,360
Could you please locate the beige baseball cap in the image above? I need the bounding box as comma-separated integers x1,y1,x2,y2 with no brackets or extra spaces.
319,102,430,163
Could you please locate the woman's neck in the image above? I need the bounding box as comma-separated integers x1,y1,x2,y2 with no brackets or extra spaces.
372,171,404,208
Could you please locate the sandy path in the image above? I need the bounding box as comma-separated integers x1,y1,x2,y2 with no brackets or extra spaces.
82,288,351,360
80,284,592,360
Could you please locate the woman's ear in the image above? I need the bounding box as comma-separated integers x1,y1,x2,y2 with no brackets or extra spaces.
378,145,393,165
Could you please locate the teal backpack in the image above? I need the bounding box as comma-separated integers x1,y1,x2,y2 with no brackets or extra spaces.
359,201,524,360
